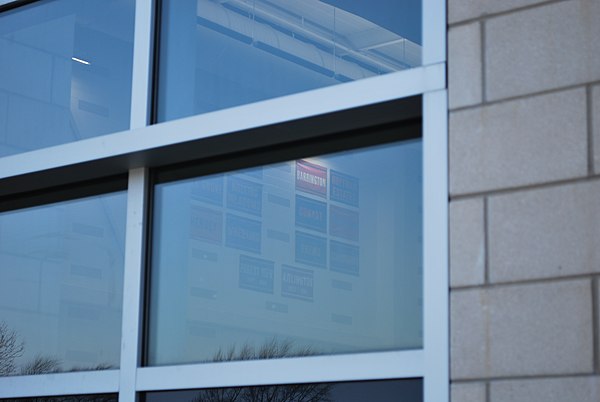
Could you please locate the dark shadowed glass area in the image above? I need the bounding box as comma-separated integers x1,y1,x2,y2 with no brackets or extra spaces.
0,192,126,376
1,394,117,402
156,0,422,121
0,0,135,157
143,378,422,402
148,138,422,366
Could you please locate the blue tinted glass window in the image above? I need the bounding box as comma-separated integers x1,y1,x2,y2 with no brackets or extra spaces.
0,0,135,157
148,138,422,366
0,192,127,375
156,0,422,122
144,379,422,402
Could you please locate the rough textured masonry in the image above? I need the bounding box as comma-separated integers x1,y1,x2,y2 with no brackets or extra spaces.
448,0,600,400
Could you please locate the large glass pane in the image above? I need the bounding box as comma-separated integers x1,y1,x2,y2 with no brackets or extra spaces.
0,0,135,157
157,0,422,122
144,379,422,402
148,139,422,366
0,192,126,376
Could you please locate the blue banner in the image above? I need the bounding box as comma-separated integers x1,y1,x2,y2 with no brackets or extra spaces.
191,174,224,206
190,206,223,244
329,205,359,241
295,231,327,268
282,265,314,302
239,255,274,294
225,214,261,253
330,240,359,276
330,170,359,207
295,195,327,233
227,176,263,216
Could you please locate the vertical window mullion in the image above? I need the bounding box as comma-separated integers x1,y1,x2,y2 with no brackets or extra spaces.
422,0,447,65
119,168,150,402
422,89,449,402
130,0,155,129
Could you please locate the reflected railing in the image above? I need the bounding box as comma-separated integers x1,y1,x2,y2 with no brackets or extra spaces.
198,0,421,82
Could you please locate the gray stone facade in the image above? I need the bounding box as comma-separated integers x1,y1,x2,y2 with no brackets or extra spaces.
448,0,600,400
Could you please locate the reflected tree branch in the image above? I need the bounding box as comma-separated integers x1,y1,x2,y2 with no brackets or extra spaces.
191,339,332,402
0,321,24,376
20,355,62,375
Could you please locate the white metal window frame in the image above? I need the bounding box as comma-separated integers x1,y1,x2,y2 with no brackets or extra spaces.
0,0,448,401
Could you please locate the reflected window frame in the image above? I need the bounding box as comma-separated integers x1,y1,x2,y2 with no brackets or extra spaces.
145,114,424,366
0,0,447,401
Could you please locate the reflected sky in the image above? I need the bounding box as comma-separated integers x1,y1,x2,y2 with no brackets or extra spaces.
157,0,422,121
0,0,134,157
148,139,422,366
0,192,127,376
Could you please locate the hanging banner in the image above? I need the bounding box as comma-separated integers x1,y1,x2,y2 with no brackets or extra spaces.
296,160,327,198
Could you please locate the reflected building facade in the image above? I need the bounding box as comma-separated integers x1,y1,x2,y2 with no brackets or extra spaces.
0,1,443,402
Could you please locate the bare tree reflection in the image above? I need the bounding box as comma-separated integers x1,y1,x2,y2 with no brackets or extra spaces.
191,339,331,402
0,321,113,377
69,363,114,372
20,355,62,375
0,322,24,376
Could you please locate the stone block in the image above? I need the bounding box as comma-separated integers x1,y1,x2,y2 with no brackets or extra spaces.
449,0,548,24
450,198,485,287
489,180,600,282
597,279,600,363
593,85,600,174
490,376,600,402
451,382,486,402
450,89,587,195
486,1,600,101
449,22,482,109
451,280,593,379
451,289,487,379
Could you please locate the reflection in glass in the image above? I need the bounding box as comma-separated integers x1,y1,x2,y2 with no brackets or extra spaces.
0,0,135,157
0,193,127,376
1,394,117,402
144,378,422,402
148,139,422,366
157,0,422,121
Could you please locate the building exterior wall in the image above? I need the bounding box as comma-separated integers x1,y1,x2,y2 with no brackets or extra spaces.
0,1,448,401
448,0,600,400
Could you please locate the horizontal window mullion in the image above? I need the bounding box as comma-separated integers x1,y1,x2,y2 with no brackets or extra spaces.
0,63,444,187
135,350,424,392
0,370,120,398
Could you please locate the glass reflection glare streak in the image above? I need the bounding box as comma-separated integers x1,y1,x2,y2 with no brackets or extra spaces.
0,193,127,376
0,0,135,157
144,378,423,402
148,140,422,366
156,0,422,121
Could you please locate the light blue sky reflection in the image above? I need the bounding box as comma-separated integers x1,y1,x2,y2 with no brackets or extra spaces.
0,0,134,157
148,140,422,366
0,192,127,375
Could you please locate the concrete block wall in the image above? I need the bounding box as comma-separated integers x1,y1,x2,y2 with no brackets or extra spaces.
448,0,600,400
